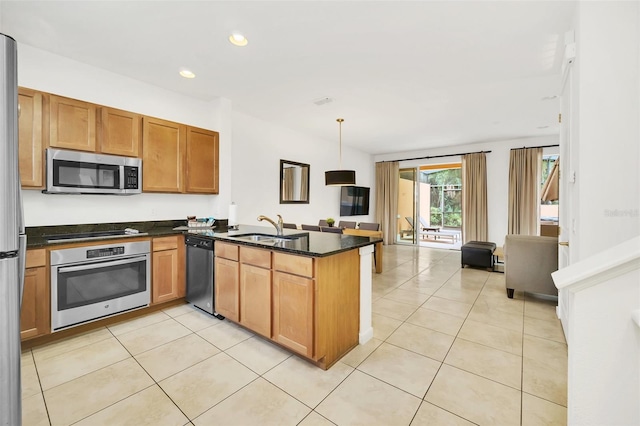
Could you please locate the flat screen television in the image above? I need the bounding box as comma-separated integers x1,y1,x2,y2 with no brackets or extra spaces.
340,186,370,216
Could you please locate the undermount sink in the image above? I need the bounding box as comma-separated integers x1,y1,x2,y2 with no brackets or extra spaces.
234,233,299,245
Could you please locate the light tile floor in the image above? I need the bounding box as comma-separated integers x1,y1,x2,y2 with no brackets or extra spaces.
21,245,567,425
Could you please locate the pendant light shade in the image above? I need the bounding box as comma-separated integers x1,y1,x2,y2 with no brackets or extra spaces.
325,118,356,186
325,169,356,185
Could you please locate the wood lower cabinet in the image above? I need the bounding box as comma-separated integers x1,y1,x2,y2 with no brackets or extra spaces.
49,94,97,152
215,257,240,322
152,236,185,304
18,88,45,188
272,271,314,357
97,106,141,157
214,242,359,369
239,247,271,337
21,249,50,340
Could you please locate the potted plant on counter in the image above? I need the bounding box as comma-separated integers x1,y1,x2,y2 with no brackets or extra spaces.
326,217,335,227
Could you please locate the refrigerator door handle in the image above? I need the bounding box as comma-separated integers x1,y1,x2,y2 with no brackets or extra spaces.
18,234,26,307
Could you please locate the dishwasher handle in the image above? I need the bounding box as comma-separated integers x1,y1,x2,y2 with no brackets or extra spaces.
184,235,214,250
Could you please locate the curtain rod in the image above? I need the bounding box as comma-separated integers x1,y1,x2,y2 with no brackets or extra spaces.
511,144,559,150
379,150,491,163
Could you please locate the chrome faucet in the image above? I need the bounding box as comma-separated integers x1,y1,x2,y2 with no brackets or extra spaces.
257,214,284,236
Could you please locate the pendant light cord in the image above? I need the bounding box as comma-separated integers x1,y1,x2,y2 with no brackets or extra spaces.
337,118,344,169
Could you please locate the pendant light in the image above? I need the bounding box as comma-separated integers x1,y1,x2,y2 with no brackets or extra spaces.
325,118,356,186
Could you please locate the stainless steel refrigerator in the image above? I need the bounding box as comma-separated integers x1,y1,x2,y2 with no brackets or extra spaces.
0,33,25,426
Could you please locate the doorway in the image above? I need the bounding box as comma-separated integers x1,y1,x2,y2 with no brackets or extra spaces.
396,163,462,249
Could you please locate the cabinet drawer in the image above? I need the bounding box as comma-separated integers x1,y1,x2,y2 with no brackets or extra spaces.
273,252,314,278
216,242,239,261
240,246,271,269
153,236,180,251
26,249,46,268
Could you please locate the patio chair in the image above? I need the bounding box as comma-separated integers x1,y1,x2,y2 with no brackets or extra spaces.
419,216,437,230
282,223,297,229
401,217,414,238
318,219,329,227
301,224,321,231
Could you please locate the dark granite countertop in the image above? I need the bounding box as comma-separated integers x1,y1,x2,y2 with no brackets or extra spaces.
26,221,380,257
187,224,381,257
26,220,185,248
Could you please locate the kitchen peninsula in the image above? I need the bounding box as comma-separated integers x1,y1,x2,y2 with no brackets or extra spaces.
192,224,379,369
23,221,380,369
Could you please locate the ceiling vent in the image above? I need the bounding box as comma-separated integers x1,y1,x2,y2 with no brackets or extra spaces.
313,97,333,106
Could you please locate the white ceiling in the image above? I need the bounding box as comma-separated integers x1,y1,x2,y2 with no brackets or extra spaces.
0,1,576,154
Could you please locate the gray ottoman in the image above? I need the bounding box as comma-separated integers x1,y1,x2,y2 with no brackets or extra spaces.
461,241,496,270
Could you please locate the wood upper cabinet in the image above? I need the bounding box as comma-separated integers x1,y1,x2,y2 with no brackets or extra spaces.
185,127,219,194
142,116,186,193
239,247,271,337
97,107,141,157
21,249,49,340
49,94,96,152
151,236,185,304
18,88,45,188
272,271,314,358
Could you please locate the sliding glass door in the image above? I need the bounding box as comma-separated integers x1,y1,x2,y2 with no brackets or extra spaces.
397,168,418,244
397,163,463,248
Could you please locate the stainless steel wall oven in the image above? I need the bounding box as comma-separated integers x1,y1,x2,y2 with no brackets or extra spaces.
50,240,150,331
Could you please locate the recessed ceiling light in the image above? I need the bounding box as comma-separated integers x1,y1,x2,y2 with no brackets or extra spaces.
179,69,196,79
229,33,248,47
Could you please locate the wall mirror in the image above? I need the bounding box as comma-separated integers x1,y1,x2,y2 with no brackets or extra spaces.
280,159,310,204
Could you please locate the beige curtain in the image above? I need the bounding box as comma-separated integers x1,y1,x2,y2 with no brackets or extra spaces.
462,153,488,243
508,148,542,235
375,161,399,245
283,167,294,200
299,166,309,201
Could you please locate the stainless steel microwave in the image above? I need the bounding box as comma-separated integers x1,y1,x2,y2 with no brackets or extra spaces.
45,148,142,195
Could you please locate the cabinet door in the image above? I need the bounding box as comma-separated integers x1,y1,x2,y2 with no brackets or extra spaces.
21,249,49,340
152,249,179,304
49,95,96,152
215,257,239,321
98,107,141,157
272,271,314,357
240,264,271,337
142,117,185,193
185,126,219,194
20,267,49,340
18,88,44,188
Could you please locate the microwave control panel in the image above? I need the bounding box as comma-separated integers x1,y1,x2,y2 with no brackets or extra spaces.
123,166,139,189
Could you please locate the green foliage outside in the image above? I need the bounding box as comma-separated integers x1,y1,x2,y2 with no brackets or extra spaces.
423,168,462,228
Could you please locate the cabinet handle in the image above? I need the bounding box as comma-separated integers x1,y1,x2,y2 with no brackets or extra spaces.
558,241,569,247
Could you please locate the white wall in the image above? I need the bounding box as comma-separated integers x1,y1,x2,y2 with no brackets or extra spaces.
375,135,559,247
231,111,374,227
573,1,640,260
17,44,232,226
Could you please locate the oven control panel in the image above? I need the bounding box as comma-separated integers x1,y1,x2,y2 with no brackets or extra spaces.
86,246,125,259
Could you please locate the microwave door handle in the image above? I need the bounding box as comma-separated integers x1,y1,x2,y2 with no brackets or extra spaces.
57,256,146,274
119,165,125,190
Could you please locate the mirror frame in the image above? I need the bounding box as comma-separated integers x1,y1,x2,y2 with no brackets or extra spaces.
279,159,310,204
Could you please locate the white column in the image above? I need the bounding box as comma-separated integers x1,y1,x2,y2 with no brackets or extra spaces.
358,244,374,344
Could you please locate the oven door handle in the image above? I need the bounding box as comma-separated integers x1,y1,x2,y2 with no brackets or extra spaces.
57,256,147,274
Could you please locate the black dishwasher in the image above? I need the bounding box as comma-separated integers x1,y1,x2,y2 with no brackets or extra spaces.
185,235,224,319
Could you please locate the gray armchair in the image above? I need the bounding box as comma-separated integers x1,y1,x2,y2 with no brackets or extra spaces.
505,235,559,299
